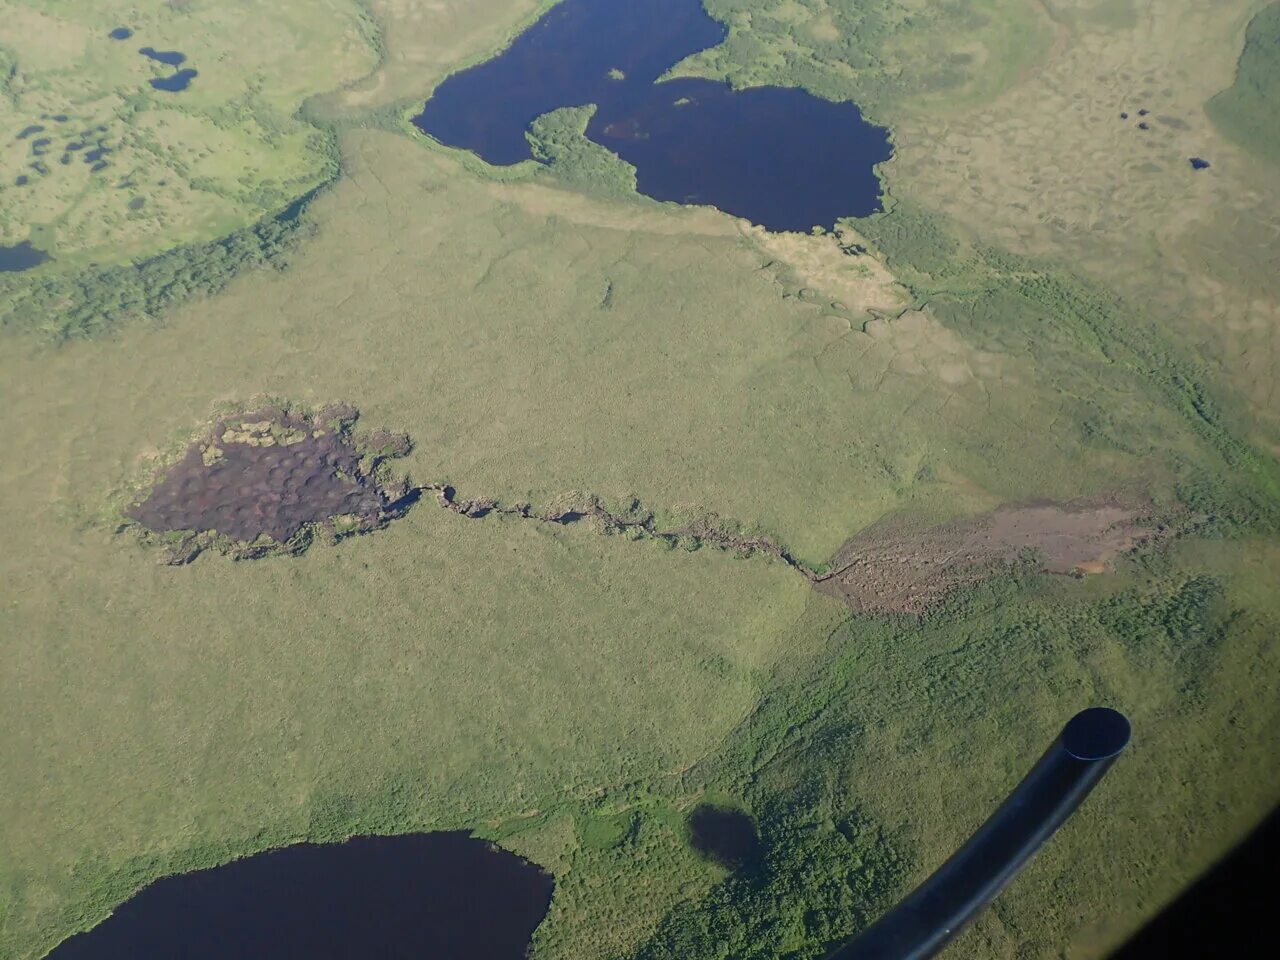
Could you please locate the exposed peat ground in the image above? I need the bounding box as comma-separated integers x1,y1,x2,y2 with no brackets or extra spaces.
126,405,411,561
814,501,1158,614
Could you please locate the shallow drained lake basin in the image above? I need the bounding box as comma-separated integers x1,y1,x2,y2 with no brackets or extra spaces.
45,833,553,960
412,0,891,230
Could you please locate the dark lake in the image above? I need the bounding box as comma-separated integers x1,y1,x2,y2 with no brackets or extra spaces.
0,241,50,272
412,0,891,231
45,833,554,960
687,804,760,870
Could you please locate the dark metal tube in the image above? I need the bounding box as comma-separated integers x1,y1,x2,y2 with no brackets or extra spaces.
829,707,1131,960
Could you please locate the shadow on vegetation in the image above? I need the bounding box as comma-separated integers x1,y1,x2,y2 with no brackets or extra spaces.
687,804,761,870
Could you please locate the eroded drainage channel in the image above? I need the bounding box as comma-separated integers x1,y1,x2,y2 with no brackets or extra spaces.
123,405,1161,613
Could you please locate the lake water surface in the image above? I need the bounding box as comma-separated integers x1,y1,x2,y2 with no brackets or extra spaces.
0,241,50,272
149,69,198,92
45,833,553,960
413,0,891,230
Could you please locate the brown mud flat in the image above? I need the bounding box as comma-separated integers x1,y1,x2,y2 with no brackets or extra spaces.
126,405,412,562
813,500,1160,614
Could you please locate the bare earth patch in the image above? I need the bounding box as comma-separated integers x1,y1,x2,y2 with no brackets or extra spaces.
815,499,1157,614
741,223,912,317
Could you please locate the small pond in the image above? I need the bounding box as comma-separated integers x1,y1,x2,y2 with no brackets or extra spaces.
150,69,198,93
0,241,50,272
412,0,891,231
45,832,553,960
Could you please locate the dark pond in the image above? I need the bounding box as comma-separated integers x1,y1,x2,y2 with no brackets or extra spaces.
109,27,133,41
687,804,760,870
150,69,198,93
412,0,891,231
139,47,187,66
0,241,50,272
45,833,554,960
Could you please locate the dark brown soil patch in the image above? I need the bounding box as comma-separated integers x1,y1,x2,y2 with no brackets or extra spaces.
814,499,1159,614
126,411,1165,599
126,405,411,561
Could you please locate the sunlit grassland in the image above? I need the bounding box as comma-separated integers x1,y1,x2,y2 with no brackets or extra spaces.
859,0,1280,449
2,121,1275,958
8,130,1205,565
0,0,378,266
2,2,1279,959
310,0,558,120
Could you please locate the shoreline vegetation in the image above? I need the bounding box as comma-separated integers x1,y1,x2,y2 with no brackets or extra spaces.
0,186,322,340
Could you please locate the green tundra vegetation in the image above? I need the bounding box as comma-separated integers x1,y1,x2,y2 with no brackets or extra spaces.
1207,2,1280,164
2,2,1278,960
683,0,1052,114
627,542,1280,960
0,0,377,268
525,106,640,200
0,189,315,340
